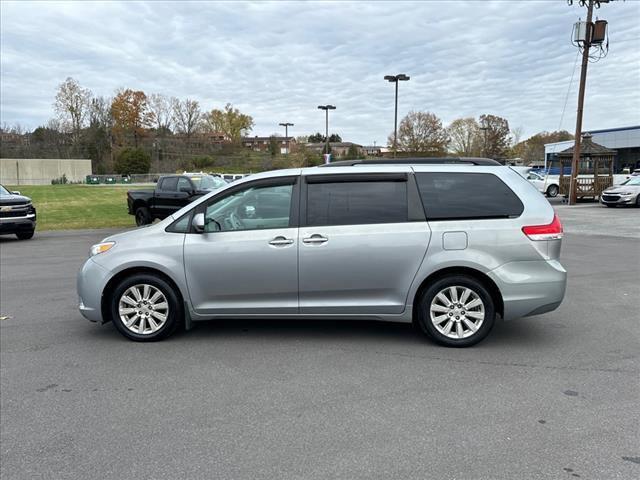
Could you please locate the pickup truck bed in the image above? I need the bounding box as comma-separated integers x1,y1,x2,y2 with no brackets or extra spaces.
127,174,221,225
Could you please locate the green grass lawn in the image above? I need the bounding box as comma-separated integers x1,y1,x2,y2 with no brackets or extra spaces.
6,184,149,231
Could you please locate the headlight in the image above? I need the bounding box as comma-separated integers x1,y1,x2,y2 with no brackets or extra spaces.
89,241,115,257
618,192,632,196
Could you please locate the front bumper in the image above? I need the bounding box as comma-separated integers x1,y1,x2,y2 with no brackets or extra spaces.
77,257,112,323
600,193,638,205
488,259,567,321
0,213,36,233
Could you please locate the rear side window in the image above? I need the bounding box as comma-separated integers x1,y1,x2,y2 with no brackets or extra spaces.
415,172,523,220
159,177,178,191
306,181,407,226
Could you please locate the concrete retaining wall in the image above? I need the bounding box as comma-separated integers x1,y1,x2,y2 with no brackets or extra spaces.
0,158,92,185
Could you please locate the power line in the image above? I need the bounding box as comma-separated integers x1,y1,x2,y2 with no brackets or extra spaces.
558,50,581,131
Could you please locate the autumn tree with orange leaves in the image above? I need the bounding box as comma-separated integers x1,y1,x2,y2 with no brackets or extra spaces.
110,89,154,146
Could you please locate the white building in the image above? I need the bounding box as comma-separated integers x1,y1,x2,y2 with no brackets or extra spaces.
544,125,640,173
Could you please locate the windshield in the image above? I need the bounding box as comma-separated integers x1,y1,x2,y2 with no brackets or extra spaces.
188,175,227,191
622,177,640,186
0,185,10,195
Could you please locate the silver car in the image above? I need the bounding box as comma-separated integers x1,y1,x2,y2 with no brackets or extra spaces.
78,159,567,347
600,176,640,207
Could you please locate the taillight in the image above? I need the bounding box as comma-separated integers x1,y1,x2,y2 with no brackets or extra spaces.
522,214,563,241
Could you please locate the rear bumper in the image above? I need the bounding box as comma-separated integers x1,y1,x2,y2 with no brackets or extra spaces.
0,214,36,233
488,259,567,321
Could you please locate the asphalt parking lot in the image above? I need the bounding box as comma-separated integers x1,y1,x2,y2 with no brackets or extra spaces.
1,204,638,480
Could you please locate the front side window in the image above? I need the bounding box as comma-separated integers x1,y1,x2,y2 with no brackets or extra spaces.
177,177,193,192
415,172,524,220
204,183,293,232
306,181,408,226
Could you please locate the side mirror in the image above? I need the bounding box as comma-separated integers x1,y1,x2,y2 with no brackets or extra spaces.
179,186,193,194
11,191,21,195
192,213,205,233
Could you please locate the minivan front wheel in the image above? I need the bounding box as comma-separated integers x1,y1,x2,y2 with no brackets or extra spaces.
110,273,182,341
417,275,495,347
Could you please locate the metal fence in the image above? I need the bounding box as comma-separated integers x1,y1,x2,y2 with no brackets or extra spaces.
85,172,250,185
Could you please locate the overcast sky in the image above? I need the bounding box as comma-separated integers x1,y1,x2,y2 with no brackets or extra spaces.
1,0,639,145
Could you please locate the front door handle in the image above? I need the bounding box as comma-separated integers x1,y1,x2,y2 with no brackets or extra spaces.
302,234,328,245
269,236,294,246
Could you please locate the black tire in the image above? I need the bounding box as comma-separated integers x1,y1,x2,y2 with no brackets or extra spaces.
109,273,183,341
416,275,496,347
135,206,152,226
636,196,640,208
546,184,559,198
16,229,34,240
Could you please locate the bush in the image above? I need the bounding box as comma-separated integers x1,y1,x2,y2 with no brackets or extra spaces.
114,147,151,175
51,173,68,185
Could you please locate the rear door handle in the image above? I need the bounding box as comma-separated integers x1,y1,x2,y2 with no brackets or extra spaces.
302,234,328,245
269,236,294,246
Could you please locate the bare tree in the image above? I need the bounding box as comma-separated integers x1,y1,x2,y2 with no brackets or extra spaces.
511,126,524,147
389,111,449,154
171,98,202,140
447,117,481,156
148,93,173,134
54,77,91,144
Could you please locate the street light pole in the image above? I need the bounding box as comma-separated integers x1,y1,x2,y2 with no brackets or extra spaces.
317,105,336,161
384,74,410,158
479,120,489,157
278,122,294,154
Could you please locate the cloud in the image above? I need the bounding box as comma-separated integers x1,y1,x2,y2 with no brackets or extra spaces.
1,0,639,145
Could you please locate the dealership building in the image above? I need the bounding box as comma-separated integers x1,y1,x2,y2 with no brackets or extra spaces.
544,125,640,173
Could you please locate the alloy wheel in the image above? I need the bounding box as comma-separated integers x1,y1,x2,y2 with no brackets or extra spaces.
429,286,485,339
118,284,169,335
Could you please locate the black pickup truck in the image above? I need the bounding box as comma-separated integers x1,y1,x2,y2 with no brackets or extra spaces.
127,173,227,225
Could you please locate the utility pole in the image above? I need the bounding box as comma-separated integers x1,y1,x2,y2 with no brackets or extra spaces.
569,0,595,205
317,105,336,161
384,74,410,158
279,122,294,154
567,0,611,204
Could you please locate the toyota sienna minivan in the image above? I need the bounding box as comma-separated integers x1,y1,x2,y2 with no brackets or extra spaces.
78,158,567,347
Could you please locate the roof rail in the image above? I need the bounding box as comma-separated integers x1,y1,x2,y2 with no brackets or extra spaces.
319,157,501,167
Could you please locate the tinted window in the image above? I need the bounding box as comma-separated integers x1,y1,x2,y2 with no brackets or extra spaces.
160,177,178,191
307,181,407,226
415,173,523,220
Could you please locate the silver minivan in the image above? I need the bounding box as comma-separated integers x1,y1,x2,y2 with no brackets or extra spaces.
78,159,567,347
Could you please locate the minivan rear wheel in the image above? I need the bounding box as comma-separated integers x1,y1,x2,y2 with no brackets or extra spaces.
417,275,495,347
110,273,182,341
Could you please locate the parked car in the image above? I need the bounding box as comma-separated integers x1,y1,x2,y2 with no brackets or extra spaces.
79,158,567,347
600,176,640,207
525,171,560,198
127,173,227,226
0,184,36,240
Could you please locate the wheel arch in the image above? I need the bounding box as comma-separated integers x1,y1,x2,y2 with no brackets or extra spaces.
132,199,148,212
101,266,185,323
411,266,504,322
